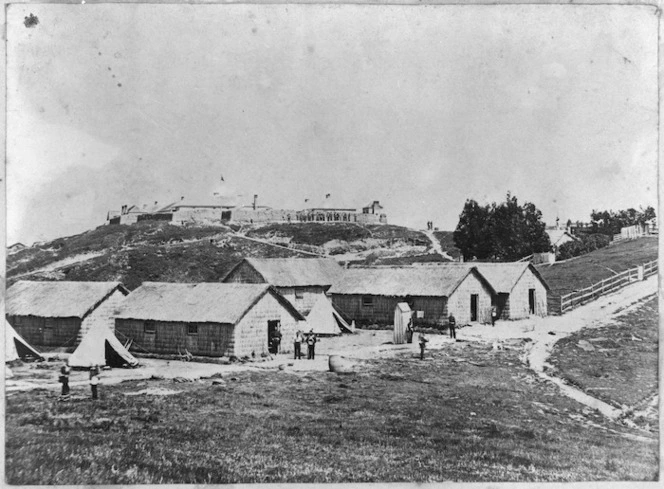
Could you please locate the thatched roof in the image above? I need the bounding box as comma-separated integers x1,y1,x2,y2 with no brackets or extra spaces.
226,258,344,288
115,282,304,323
329,266,494,297
5,281,128,319
413,262,551,293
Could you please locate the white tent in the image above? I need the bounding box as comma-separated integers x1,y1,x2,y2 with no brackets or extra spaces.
5,320,43,362
69,322,138,368
305,296,352,336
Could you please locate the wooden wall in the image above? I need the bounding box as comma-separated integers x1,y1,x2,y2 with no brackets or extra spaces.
447,273,493,324
8,315,82,347
116,318,234,357
233,292,300,357
223,262,266,284
330,294,446,327
277,286,326,316
78,289,127,342
504,269,548,319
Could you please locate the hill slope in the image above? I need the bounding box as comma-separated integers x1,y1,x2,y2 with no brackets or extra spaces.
536,237,658,313
7,222,441,289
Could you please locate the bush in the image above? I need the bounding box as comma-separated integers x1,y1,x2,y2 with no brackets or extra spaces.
557,233,610,260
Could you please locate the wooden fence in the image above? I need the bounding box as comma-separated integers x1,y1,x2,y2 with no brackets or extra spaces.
560,259,657,313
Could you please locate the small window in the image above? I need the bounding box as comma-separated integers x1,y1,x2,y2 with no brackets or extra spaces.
188,324,199,335
144,321,156,334
295,289,304,300
362,296,374,307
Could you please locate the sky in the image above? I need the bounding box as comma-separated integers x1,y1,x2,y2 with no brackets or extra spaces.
6,3,658,245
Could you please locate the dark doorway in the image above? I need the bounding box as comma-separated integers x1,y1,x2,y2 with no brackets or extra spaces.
268,320,281,354
528,289,536,314
470,294,478,322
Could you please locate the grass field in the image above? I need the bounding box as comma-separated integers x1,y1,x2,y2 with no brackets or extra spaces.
6,341,657,484
548,295,658,418
537,237,658,313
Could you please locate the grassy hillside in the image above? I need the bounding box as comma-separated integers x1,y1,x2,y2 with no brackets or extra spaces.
246,223,428,247
537,237,658,313
7,222,434,289
433,231,462,259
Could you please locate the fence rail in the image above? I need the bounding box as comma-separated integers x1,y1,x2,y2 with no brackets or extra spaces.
560,259,657,313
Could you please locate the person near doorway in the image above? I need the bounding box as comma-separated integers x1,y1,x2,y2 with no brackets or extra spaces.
406,317,414,344
418,332,429,360
491,305,498,327
448,313,456,340
294,330,304,360
306,329,317,360
271,326,282,355
90,366,100,400
59,363,71,397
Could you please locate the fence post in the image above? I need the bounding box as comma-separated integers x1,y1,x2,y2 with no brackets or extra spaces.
638,265,644,281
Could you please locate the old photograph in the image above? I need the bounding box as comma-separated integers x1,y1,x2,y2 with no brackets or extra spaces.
4,2,659,483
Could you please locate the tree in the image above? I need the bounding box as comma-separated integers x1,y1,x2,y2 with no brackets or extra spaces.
453,200,492,261
453,193,551,262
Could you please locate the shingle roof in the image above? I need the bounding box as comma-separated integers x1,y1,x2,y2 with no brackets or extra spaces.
6,281,128,319
329,266,493,297
114,282,304,323
229,258,344,288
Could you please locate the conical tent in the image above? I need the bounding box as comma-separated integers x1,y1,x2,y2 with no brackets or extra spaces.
5,320,43,362
69,322,138,368
305,296,345,336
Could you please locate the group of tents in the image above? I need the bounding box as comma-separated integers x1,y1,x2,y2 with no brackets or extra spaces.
5,319,137,370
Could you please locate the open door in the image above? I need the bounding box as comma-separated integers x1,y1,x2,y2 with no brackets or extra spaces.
528,289,536,315
470,294,478,322
268,320,281,354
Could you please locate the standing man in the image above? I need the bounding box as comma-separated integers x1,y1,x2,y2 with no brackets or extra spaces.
491,305,498,327
271,325,282,355
294,330,304,360
418,332,429,360
406,317,414,344
306,329,317,360
448,313,457,340
59,363,70,397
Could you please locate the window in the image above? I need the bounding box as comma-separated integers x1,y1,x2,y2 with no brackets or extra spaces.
44,319,54,329
362,296,374,307
188,324,199,335
144,321,156,334
295,289,304,300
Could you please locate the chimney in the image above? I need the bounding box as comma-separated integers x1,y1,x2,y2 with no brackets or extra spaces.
253,194,258,210
181,196,185,201
154,201,158,206
326,193,331,199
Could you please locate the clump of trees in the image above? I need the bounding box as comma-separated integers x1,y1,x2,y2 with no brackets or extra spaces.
453,193,551,262
557,233,611,261
588,206,656,235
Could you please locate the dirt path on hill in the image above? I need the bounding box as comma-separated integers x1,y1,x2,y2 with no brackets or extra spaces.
423,229,455,261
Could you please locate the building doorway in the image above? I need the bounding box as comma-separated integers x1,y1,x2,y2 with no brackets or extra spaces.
470,294,478,322
268,320,281,354
528,289,536,315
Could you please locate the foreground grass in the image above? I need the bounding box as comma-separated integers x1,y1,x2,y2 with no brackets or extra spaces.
548,295,658,415
6,341,657,484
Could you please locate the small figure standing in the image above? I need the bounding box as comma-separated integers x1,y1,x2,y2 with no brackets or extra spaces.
294,330,304,360
306,329,317,360
89,366,100,400
491,305,498,327
448,313,456,340
418,332,428,360
406,317,414,344
59,363,70,397
271,326,282,355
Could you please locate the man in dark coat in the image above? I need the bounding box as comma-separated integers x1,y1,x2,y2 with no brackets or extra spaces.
306,329,317,360
59,363,70,397
448,313,457,340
